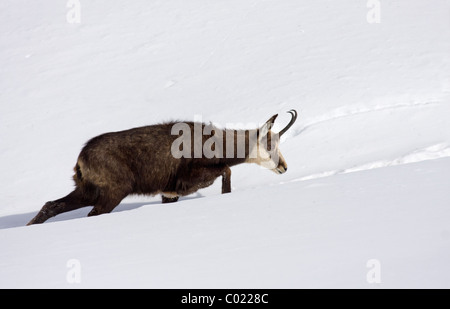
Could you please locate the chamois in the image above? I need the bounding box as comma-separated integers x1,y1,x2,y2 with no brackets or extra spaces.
27,110,297,225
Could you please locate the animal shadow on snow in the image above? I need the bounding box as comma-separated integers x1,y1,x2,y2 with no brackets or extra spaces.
0,200,175,230
0,202,145,229
0,193,204,229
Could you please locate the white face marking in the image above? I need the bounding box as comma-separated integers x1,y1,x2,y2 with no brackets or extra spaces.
249,136,288,174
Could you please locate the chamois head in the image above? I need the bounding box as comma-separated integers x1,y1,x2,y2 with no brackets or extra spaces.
250,110,298,174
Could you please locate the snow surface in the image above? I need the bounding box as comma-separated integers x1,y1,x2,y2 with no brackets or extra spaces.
1,0,449,288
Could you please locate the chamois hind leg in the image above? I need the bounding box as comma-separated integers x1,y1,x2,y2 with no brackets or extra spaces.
27,188,96,225
87,188,129,217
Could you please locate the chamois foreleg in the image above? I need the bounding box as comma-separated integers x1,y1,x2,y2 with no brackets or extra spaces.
169,165,232,200
222,166,231,194
162,195,180,203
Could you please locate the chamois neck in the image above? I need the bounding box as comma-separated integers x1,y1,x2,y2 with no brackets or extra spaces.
218,128,257,166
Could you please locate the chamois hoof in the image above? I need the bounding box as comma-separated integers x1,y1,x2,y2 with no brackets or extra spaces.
162,195,179,203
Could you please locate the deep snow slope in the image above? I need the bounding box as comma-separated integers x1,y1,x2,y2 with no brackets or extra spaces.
1,158,450,288
0,0,449,288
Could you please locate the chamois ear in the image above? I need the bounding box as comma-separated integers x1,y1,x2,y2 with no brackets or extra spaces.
259,114,278,139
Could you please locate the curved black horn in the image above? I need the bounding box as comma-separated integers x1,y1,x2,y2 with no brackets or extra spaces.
278,109,298,137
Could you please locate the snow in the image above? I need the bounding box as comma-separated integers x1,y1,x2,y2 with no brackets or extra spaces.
1,0,449,288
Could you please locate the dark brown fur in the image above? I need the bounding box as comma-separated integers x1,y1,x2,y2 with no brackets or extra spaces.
27,110,297,225
27,122,252,225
